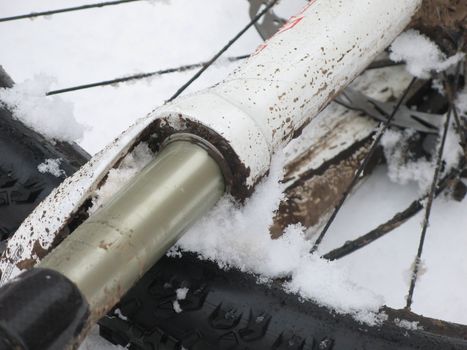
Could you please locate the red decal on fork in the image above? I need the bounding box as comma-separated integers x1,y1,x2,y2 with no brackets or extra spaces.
253,0,318,56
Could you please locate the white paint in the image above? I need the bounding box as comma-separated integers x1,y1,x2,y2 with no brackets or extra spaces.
152,0,422,191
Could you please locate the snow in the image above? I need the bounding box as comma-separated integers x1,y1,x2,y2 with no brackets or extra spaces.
0,0,263,154
113,308,128,321
389,29,465,79
394,318,422,331
88,142,154,214
381,129,434,193
172,287,189,314
174,153,385,324
443,119,463,169
0,74,86,142
381,118,462,194
2,1,467,349
37,158,66,177
176,287,189,300
457,87,467,116
172,300,182,314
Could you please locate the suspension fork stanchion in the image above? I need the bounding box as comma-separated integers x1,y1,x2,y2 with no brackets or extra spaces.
0,137,226,349
40,137,226,320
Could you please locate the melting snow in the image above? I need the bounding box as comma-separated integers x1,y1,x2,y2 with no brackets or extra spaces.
37,158,65,177
389,29,464,79
381,129,434,193
172,287,189,314
113,308,128,321
88,142,154,214
457,87,467,115
0,74,85,142
173,153,386,324
381,121,462,194
394,318,422,331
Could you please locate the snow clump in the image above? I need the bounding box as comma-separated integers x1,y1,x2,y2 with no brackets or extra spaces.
389,29,464,79
172,287,189,314
0,74,85,142
88,142,154,214
381,129,433,193
173,152,386,324
37,158,65,177
457,87,467,116
394,318,422,331
381,125,462,194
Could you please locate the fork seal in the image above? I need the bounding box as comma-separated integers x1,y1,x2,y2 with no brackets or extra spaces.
162,132,234,193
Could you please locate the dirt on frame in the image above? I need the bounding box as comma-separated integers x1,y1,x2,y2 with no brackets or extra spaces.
411,0,467,53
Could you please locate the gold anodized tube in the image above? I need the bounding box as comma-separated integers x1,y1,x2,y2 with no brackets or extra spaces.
40,138,225,321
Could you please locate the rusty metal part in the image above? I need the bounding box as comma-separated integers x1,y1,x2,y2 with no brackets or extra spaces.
40,139,225,322
410,0,467,54
321,168,461,261
271,136,377,237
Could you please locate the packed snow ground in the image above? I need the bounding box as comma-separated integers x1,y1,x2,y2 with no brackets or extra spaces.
1,1,467,349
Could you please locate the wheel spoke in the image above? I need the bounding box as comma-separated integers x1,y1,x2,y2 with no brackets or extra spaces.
46,55,249,95
168,0,280,101
310,77,417,253
0,0,144,23
405,62,464,309
405,106,452,310
321,169,460,261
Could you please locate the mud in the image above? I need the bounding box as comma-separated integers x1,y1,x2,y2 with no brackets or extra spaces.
271,136,379,238
411,0,467,53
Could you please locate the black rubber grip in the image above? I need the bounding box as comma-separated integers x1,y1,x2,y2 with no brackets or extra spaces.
0,268,89,350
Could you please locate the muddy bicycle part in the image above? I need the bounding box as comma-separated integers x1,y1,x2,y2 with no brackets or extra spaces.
0,0,421,348
0,137,225,349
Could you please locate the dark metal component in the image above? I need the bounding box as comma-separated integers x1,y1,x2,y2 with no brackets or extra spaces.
335,88,441,133
0,66,14,88
0,0,144,23
310,78,417,253
405,107,453,310
168,0,279,101
248,0,286,41
0,268,89,350
366,60,405,70
46,55,250,96
322,169,460,261
323,201,422,261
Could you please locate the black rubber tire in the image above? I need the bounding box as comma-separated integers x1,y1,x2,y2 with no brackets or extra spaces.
2,67,467,350
0,69,90,252
98,253,467,350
